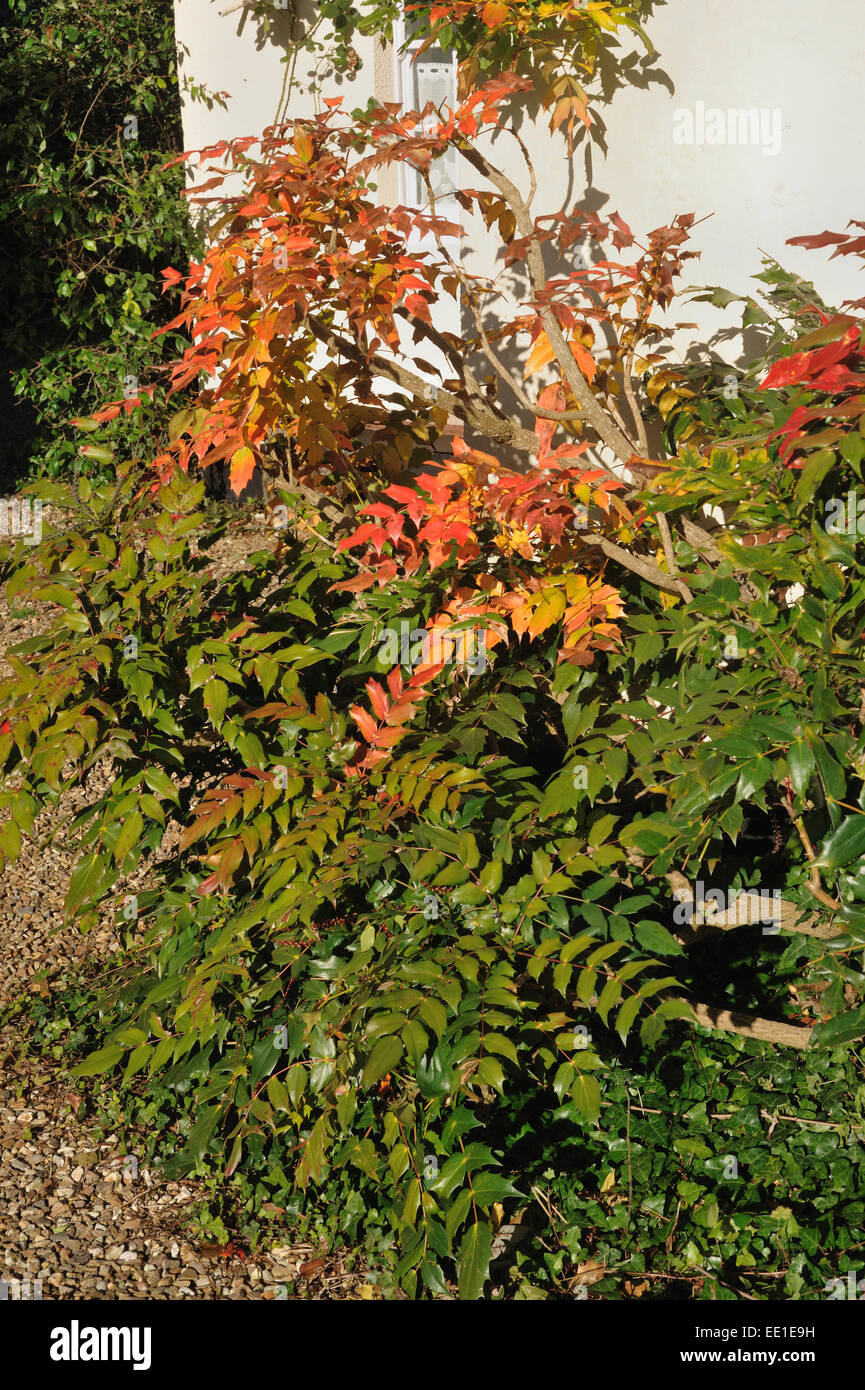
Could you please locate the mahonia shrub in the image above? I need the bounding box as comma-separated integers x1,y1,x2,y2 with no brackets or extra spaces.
3,258,865,1288
2,0,865,1292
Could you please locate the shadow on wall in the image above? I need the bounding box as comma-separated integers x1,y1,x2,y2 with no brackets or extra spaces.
230,0,367,101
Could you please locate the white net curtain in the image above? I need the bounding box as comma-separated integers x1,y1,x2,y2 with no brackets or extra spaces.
397,7,460,212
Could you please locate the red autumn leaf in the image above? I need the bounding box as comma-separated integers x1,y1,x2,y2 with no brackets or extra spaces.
365,680,390,720
336,523,388,555
404,293,432,325
609,212,635,250
787,230,848,250
535,382,567,462
808,365,863,393
383,487,426,528
349,705,379,744
759,329,858,391
361,503,396,519
328,573,378,594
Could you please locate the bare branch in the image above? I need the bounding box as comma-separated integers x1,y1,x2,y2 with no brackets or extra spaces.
620,355,650,455
306,312,542,453
418,169,605,434
657,511,679,576
455,139,637,463
676,998,814,1048
783,803,844,912
666,870,841,942
577,532,693,600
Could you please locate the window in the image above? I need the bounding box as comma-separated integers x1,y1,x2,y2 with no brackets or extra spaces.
391,7,462,347
394,10,460,213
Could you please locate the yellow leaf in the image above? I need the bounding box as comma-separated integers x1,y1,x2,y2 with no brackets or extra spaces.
498,208,516,242
525,330,595,382
585,2,621,31
528,586,566,637
600,1169,616,1193
293,129,314,164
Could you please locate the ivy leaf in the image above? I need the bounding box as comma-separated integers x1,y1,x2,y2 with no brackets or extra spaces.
71,1044,125,1079
416,1046,452,1098
113,809,144,864
187,1105,221,1163
205,676,231,727
811,1004,865,1048
787,740,815,798
470,1171,522,1206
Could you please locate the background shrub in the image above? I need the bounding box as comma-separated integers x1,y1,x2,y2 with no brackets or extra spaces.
0,0,196,481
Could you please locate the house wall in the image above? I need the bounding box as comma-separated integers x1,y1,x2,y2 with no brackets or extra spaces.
172,0,865,415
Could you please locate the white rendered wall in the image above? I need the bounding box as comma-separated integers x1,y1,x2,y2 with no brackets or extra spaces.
173,0,865,368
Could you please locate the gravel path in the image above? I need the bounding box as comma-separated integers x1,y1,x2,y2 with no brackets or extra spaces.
0,509,368,1300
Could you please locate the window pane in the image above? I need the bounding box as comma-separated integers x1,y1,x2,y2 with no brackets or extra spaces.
414,53,454,111
403,6,430,43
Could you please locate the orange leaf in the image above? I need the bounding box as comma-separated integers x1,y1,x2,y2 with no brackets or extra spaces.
229,446,257,496
328,573,378,594
371,726,404,748
570,340,596,383
481,1,509,25
365,680,389,720
404,293,432,325
349,705,379,744
525,330,594,382
524,330,555,378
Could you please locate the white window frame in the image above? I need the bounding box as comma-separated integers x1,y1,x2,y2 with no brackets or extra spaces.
393,10,461,217
390,7,463,356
